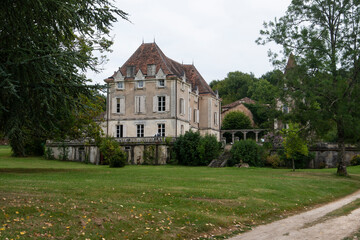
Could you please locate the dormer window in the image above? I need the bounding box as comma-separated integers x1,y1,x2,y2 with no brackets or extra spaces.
147,64,156,76
117,81,124,90
137,80,144,88
158,79,165,88
126,66,135,77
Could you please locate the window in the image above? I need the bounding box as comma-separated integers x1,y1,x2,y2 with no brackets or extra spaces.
214,112,218,126
137,80,144,88
158,79,165,87
126,66,135,77
194,109,199,123
116,98,121,113
117,81,124,89
189,107,192,122
158,96,165,112
147,64,156,76
158,124,165,137
180,98,185,115
113,97,125,114
116,125,123,138
137,124,144,137
135,96,146,113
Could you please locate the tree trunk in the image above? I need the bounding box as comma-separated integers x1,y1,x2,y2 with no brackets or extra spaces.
336,122,348,176
292,158,295,171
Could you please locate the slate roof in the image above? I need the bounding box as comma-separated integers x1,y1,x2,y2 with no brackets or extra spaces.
114,42,216,96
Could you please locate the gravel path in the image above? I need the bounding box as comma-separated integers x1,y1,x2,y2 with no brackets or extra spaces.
230,190,360,240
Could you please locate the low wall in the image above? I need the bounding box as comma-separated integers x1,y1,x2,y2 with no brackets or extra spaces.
45,140,170,165
45,140,100,164
309,143,360,168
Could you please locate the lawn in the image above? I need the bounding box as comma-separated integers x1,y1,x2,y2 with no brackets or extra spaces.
1,145,360,240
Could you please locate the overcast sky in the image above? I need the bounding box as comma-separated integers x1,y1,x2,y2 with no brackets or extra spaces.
87,0,292,85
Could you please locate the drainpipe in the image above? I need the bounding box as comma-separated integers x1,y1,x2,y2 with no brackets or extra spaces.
175,78,178,137
104,77,113,137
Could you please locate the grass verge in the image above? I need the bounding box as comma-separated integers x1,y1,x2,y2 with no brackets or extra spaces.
1,146,360,239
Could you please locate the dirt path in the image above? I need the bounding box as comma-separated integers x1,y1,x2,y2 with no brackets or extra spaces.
229,190,360,240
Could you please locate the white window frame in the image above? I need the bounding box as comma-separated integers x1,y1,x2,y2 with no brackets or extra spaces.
137,124,144,137
137,80,144,89
116,81,124,90
116,125,123,138
157,123,165,137
158,79,165,88
158,96,166,112
113,97,125,114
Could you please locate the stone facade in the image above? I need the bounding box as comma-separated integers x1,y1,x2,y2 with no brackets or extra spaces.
103,43,221,142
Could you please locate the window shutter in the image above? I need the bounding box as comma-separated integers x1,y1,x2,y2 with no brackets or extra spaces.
112,98,117,113
141,96,146,113
165,95,170,112
120,98,125,114
123,125,127,137
135,96,139,113
196,109,199,123
189,107,192,122
153,96,157,112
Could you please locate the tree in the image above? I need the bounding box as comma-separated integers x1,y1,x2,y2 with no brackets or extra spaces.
210,71,257,105
0,0,128,156
222,111,252,130
258,0,360,176
281,123,309,171
248,78,279,104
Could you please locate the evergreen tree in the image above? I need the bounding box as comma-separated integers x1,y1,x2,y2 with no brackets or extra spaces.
0,0,128,156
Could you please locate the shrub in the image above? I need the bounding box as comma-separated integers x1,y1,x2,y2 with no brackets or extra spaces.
266,154,283,168
197,134,222,165
350,155,360,166
99,137,126,168
229,140,264,167
172,131,221,166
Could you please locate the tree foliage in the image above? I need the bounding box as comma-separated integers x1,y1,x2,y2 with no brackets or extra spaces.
99,137,126,168
210,71,257,105
222,111,252,130
281,123,309,171
258,0,360,176
0,0,127,156
172,131,221,166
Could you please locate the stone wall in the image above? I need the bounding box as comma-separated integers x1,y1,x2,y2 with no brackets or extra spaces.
309,143,360,168
45,140,169,165
45,141,100,164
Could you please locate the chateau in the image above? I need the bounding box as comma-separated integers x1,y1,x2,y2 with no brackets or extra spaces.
103,42,221,141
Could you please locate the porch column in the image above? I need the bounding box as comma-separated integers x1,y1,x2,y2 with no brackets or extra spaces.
232,132,235,143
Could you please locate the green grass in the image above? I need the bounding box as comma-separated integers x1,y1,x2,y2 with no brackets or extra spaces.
1,146,360,239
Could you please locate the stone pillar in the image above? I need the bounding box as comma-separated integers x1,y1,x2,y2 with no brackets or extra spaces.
242,131,248,140
255,131,259,142
232,132,235,143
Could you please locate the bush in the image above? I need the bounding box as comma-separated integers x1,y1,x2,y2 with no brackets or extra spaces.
350,155,360,166
99,137,126,168
172,131,221,166
266,154,283,168
229,140,264,167
197,134,222,165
